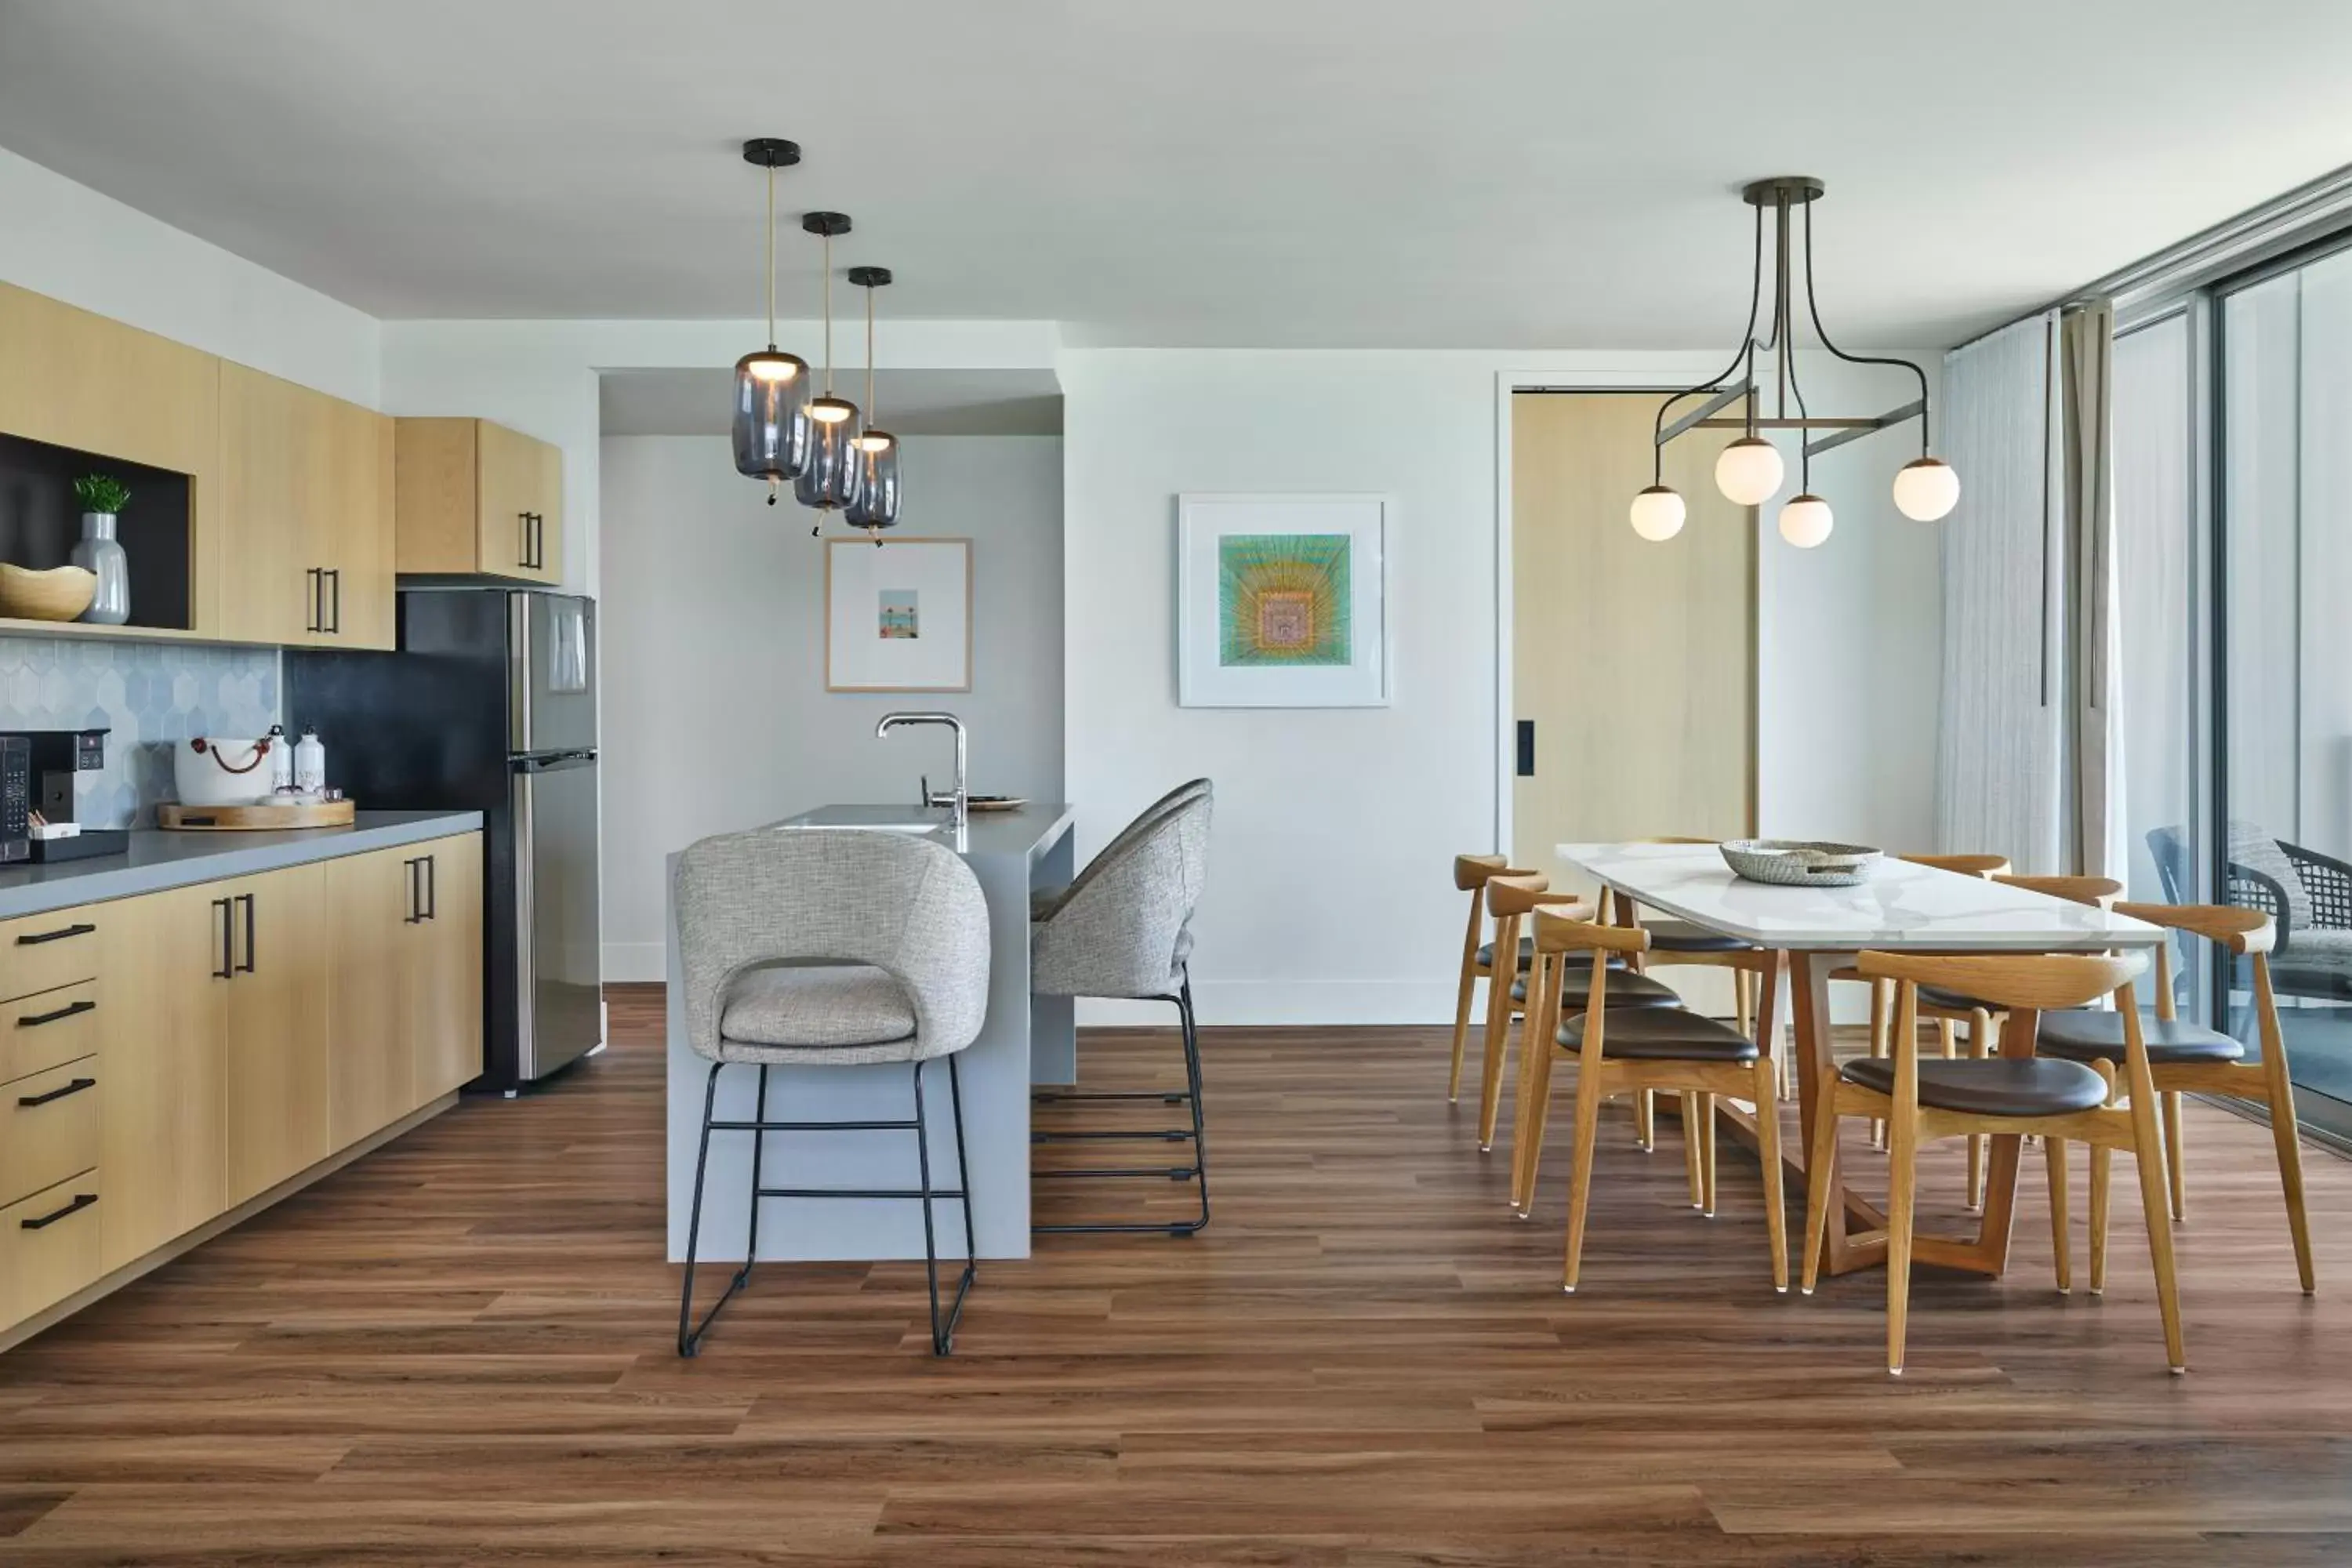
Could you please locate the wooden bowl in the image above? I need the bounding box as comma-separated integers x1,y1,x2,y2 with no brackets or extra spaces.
0,564,97,622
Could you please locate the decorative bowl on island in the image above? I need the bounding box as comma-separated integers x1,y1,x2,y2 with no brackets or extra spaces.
1719,839,1882,887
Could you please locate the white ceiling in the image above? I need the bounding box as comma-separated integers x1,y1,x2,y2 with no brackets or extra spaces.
2,1,2349,348
601,368,1062,437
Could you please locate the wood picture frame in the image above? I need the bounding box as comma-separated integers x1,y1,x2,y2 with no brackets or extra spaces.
824,535,973,692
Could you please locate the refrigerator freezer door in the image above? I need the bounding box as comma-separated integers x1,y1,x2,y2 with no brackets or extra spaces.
510,593,597,757
511,753,601,1081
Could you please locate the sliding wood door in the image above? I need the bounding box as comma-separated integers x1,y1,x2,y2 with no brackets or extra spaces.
1511,391,1755,877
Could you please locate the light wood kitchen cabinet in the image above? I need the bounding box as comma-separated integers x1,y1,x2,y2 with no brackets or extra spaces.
395,417,563,583
325,833,485,1139
220,864,332,1207
11,829,483,1350
218,361,394,649
0,280,219,486
410,835,485,1100
98,884,228,1269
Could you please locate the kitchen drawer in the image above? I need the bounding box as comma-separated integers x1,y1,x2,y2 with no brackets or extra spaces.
0,908,104,1004
2,1054,99,1209
0,981,100,1087
1,1167,103,1327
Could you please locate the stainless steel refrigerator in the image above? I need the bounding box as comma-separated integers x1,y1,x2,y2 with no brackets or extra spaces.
286,588,602,1092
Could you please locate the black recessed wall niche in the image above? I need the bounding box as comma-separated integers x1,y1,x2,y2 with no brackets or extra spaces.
0,430,192,630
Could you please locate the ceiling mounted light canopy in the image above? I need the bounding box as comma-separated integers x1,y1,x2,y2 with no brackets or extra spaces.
1632,176,1958,547
731,138,811,503
794,211,863,523
845,265,902,536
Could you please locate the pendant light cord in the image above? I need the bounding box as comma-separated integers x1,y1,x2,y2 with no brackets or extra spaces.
764,161,777,349
1800,199,1933,456
822,230,834,394
865,278,877,424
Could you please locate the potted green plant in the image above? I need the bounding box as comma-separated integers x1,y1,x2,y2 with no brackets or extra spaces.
69,474,131,624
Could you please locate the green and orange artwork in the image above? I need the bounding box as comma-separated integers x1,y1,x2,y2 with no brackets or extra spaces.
1217,534,1351,667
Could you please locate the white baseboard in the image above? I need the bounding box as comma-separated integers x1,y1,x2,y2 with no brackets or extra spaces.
602,942,667,982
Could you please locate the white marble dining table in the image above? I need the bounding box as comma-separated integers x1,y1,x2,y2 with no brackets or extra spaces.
1554,842,2166,1279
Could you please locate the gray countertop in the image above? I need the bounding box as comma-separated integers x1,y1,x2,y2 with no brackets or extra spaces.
0,810,486,919
772,803,1075,865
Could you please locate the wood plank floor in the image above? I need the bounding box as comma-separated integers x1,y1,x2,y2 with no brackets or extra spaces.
2,984,2349,1564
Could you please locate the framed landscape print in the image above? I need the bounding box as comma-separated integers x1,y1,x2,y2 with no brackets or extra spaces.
1176,493,1391,707
826,536,972,692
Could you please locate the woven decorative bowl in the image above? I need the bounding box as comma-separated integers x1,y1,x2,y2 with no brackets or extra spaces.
1720,839,1882,887
0,564,97,622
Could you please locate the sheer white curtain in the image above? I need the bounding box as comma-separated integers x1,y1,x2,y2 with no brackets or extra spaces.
1936,311,2064,871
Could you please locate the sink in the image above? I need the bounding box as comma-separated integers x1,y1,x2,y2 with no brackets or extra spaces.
774,805,950,835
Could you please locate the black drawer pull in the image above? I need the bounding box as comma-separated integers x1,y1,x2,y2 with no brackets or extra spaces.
19,1191,96,1230
16,999,95,1029
17,1076,94,1108
16,922,96,946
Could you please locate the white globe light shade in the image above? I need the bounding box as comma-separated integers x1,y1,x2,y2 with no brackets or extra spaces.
1629,485,1686,542
1892,456,1962,522
1715,437,1784,506
1778,493,1835,549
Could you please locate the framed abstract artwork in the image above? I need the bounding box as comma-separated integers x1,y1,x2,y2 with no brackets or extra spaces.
825,536,972,692
1175,493,1391,707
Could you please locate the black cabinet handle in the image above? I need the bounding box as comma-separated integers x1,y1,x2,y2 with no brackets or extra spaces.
424,854,437,921
236,893,256,974
212,897,234,979
403,856,421,924
17,1076,94,1108
20,1191,96,1230
16,998,94,1029
327,568,342,633
304,567,321,634
16,921,95,947
520,512,534,570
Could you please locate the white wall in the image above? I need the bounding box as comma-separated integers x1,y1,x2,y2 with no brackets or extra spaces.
1061,349,1943,1025
0,147,379,405
599,434,1065,978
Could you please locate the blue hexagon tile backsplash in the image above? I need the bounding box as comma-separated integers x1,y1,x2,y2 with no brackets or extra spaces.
0,635,280,826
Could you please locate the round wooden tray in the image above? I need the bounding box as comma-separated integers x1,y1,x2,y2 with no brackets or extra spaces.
158,800,357,831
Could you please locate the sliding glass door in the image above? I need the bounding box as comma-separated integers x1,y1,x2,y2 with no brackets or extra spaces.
2216,244,2352,1142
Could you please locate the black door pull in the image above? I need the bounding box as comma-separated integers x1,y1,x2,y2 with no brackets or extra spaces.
212,897,234,979
16,922,95,946
17,1076,95,1108
236,893,257,974
20,1191,97,1230
16,998,95,1029
1515,720,1537,779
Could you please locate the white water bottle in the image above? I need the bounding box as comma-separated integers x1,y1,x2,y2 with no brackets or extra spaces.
266,724,294,793
294,726,327,794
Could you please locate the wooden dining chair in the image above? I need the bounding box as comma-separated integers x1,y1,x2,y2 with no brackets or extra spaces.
2042,903,2314,1296
1479,877,1679,1154
1910,874,2123,1212
1600,837,1780,1156
1446,854,1541,1104
1515,909,1788,1293
1836,853,2013,1156
1802,948,2183,1375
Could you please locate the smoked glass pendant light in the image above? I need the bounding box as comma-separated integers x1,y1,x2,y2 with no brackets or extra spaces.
793,212,864,521
731,139,811,502
846,266,901,535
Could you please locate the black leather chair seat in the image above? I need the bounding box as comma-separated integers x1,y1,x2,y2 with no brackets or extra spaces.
1555,1007,1758,1062
1642,919,1752,954
1479,937,1624,972
2034,1010,2245,1066
1511,967,1682,1011
1918,983,2003,1015
1839,1056,2108,1116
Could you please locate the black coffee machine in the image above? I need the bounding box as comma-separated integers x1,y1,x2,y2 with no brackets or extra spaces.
0,728,126,862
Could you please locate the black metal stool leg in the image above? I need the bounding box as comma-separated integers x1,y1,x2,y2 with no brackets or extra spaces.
1031,977,1210,1236
677,1062,732,1357
740,1064,769,1286
948,1053,978,1286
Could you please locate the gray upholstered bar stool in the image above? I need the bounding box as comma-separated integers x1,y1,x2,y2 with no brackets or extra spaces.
674,828,990,1358
1030,785,1214,1235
